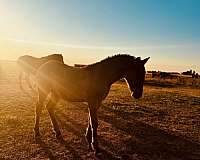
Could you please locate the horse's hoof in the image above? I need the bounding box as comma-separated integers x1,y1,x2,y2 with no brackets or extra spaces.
95,151,102,157
93,146,101,157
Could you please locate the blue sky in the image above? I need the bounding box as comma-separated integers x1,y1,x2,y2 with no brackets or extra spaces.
0,0,200,72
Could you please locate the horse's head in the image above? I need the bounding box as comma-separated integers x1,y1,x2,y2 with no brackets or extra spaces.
125,57,150,99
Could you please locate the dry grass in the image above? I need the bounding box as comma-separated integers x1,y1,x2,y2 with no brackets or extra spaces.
0,61,200,160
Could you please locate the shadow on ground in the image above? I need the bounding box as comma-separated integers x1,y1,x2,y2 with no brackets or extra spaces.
35,102,200,160
99,106,200,160
35,137,56,160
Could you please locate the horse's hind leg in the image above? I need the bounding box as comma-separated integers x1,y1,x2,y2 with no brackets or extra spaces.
34,90,46,140
46,95,62,141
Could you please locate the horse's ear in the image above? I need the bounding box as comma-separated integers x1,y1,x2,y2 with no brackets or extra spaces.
142,57,150,64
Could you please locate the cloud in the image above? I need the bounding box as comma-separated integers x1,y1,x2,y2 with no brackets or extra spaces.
7,38,200,51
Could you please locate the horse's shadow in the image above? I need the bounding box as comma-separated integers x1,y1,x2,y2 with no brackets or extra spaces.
98,105,200,160
55,109,120,160
35,132,83,160
37,103,200,160
35,137,56,160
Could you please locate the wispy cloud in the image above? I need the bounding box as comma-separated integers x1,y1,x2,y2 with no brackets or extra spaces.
7,38,200,51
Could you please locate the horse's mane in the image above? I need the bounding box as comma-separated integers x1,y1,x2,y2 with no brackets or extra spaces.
86,54,136,68
102,54,136,61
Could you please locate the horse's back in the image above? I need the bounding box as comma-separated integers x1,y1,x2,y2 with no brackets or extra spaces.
17,54,64,74
36,60,67,85
17,55,39,73
36,61,91,101
36,60,80,85
37,60,67,74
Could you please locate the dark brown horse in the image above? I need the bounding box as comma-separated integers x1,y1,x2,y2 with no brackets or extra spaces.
17,54,64,90
34,54,150,155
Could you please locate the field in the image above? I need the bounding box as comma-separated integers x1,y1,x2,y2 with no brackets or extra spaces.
0,61,200,160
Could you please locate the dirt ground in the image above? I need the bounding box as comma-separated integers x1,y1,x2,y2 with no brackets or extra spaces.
0,61,200,160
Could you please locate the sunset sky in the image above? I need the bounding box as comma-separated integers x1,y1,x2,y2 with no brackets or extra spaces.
0,0,200,72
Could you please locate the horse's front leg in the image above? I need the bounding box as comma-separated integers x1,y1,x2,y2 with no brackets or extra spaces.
88,101,100,155
85,114,93,151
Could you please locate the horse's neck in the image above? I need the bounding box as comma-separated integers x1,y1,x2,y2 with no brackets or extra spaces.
95,61,125,85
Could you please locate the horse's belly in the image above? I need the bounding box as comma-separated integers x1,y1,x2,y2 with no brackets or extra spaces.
57,87,88,102
51,75,89,102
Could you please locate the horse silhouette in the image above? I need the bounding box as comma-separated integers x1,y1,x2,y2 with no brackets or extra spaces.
34,54,150,155
17,54,64,91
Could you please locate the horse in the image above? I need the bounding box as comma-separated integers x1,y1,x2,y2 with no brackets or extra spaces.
17,54,64,91
34,54,150,155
